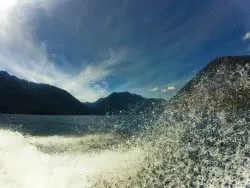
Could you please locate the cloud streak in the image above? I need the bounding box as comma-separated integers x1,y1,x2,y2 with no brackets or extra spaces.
149,88,159,92
167,86,176,91
150,86,176,93
0,0,126,102
243,32,250,40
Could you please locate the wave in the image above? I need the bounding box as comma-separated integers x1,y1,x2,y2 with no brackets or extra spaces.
0,130,145,188
1,109,250,188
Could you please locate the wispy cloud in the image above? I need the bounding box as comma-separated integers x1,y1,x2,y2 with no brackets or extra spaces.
160,89,168,93
150,85,176,93
243,32,250,40
161,86,176,93
61,50,126,102
167,86,176,91
149,87,159,92
0,0,126,102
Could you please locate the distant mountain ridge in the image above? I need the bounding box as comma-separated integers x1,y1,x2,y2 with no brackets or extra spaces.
84,92,166,115
1,55,249,115
0,71,165,115
0,71,89,115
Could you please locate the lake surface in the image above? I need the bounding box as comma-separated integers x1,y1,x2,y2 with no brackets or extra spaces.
0,114,157,136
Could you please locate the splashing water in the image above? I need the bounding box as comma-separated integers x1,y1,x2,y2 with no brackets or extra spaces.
1,61,250,187
0,130,145,188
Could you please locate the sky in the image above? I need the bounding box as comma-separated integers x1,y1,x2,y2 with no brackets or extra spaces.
0,0,250,102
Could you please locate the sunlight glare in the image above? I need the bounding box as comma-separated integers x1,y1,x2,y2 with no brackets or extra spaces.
0,0,18,12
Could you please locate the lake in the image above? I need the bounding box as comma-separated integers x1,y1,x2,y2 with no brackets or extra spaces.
0,114,157,136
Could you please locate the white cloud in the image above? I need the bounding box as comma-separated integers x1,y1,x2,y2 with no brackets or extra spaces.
61,50,126,102
243,32,250,40
150,86,176,93
149,87,159,92
161,89,168,93
167,86,176,91
0,0,126,102
149,85,176,93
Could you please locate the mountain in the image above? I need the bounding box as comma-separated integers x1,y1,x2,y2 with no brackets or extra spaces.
0,71,165,115
4,55,248,116
85,92,166,115
172,56,250,112
0,71,90,115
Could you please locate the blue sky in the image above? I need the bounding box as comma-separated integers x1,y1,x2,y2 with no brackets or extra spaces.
0,0,250,102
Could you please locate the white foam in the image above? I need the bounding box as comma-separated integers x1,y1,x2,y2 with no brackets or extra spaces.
0,130,145,188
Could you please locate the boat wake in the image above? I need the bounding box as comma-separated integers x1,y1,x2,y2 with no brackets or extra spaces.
1,109,250,188
0,130,145,188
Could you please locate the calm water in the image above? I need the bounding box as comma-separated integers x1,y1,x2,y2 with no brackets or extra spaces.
0,114,156,136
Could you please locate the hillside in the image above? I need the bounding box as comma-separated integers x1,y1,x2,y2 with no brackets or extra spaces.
0,71,164,115
0,71,89,115
85,92,166,115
